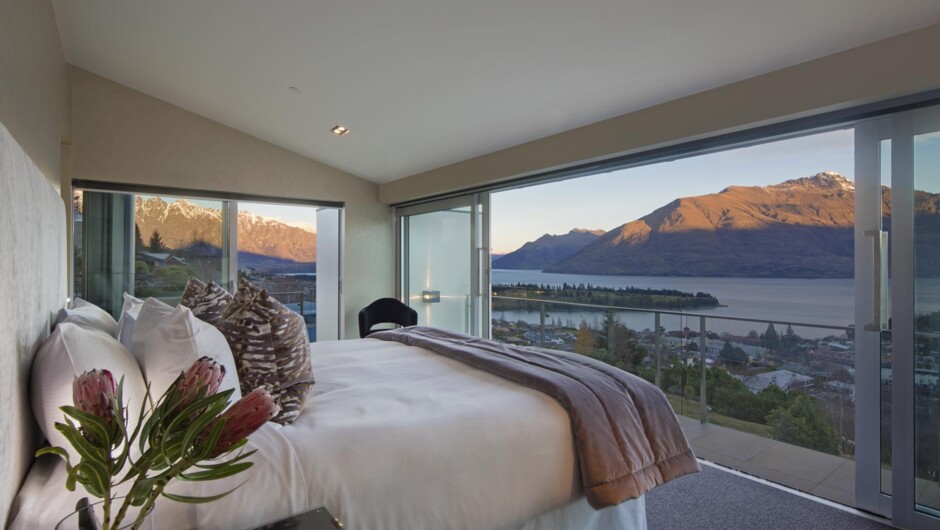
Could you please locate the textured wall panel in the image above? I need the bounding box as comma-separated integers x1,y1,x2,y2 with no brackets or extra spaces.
0,121,66,521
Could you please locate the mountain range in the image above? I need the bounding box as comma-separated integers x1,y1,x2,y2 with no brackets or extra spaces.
493,229,604,269
499,172,940,278
135,197,317,263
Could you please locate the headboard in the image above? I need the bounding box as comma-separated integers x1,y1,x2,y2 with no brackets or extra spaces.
0,121,67,521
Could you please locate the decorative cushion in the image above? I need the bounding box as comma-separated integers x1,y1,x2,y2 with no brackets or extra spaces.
31,323,147,462
180,278,233,327
116,293,145,350
218,279,313,424
131,299,241,402
56,298,118,337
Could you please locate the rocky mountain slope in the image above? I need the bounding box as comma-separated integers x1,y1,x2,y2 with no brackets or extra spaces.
493,228,604,270
537,171,940,278
134,197,316,263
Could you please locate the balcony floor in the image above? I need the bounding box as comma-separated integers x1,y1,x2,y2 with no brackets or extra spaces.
645,463,891,529
675,415,940,518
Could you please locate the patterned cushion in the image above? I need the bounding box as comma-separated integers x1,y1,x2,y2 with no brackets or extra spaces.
180,278,234,327
217,279,314,424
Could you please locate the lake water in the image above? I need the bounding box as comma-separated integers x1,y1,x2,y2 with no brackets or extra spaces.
492,270,860,339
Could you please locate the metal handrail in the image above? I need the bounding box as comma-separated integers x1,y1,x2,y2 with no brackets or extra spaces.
492,293,853,426
492,294,852,332
267,290,305,315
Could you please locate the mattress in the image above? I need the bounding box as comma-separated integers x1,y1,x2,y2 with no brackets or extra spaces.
10,338,645,529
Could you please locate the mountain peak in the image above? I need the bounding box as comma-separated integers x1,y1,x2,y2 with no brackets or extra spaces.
494,229,605,270
569,228,606,236
769,171,854,192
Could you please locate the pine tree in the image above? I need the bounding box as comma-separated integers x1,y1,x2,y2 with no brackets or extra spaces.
761,323,780,352
135,224,145,250
148,230,168,253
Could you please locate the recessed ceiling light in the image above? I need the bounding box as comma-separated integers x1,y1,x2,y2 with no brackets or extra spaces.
331,125,350,136
288,86,302,94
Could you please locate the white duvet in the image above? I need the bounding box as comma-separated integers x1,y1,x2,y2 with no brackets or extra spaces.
10,338,644,529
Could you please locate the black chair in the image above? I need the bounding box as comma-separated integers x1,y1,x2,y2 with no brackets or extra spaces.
358,298,418,338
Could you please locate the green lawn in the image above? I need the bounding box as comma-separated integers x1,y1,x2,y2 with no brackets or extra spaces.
665,393,774,438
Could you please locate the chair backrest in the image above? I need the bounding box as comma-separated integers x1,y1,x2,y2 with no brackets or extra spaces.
358,298,419,338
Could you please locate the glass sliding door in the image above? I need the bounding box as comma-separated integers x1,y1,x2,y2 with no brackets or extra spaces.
911,106,940,525
857,103,940,528
398,194,489,337
856,117,894,517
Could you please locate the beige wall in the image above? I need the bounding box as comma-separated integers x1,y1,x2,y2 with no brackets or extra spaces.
69,67,394,338
0,0,70,190
380,22,940,204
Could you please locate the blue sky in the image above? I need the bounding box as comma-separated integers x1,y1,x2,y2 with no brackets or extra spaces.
491,128,857,253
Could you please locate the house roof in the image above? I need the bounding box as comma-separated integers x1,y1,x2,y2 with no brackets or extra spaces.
743,370,814,393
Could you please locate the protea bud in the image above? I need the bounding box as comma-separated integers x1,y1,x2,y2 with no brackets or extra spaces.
177,357,226,406
202,388,277,458
73,369,116,422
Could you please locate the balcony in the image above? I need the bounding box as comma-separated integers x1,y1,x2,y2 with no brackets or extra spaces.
491,294,868,507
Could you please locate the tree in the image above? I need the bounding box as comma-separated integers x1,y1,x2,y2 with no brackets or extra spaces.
719,341,748,366
574,320,595,355
591,311,649,371
768,394,840,455
781,325,801,357
761,323,780,352
148,230,168,253
135,224,145,250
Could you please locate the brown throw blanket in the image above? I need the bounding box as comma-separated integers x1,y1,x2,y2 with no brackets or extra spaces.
370,326,700,509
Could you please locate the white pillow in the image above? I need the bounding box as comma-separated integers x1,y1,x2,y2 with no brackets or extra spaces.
31,323,147,462
57,298,118,337
116,293,145,351
132,303,241,403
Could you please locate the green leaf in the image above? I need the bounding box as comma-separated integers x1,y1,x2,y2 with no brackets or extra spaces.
129,476,157,505
179,461,253,481
61,406,112,447
161,482,245,504
181,409,220,458
56,422,104,463
73,461,109,498
193,419,225,461
193,449,256,470
35,445,71,464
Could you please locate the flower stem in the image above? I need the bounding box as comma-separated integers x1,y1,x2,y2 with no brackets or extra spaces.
130,459,191,530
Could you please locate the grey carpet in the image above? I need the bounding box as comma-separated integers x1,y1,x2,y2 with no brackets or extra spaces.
644,464,893,530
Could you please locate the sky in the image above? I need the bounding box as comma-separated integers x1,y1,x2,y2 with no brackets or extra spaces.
491,128,857,253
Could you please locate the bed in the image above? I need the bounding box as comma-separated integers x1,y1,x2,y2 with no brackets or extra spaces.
11,337,653,529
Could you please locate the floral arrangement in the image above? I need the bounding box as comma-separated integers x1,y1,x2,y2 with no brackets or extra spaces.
38,358,278,530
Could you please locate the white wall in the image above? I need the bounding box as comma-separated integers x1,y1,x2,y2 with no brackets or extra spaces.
69,67,394,338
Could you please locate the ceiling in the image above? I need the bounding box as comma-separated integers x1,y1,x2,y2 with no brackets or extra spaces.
52,1,940,184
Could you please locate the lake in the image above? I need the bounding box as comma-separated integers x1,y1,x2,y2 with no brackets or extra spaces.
492,270,860,339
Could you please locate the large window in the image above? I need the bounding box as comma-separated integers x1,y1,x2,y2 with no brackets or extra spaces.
72,186,342,341
397,99,940,524
488,129,859,506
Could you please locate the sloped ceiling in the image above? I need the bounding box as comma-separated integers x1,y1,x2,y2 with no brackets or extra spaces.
53,0,940,183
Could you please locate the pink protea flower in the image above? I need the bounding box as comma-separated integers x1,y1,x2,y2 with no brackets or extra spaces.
73,369,116,422
177,357,226,405
202,388,278,458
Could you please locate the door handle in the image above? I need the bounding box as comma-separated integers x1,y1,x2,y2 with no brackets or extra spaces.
864,229,889,331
